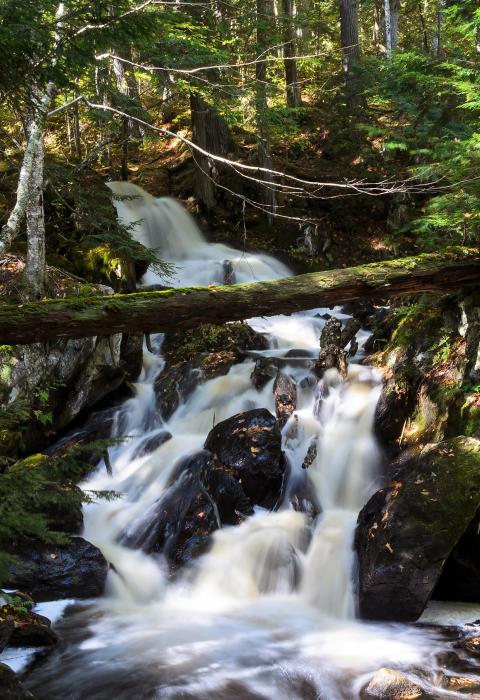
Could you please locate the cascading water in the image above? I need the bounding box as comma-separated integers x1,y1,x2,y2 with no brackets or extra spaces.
24,184,478,699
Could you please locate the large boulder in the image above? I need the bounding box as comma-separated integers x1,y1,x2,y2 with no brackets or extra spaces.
355,437,480,621
204,408,285,508
6,537,108,602
0,331,142,458
124,450,252,569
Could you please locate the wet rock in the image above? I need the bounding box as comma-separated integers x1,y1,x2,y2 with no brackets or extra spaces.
0,663,36,700
155,352,239,420
340,318,361,348
131,451,253,568
6,537,108,602
301,437,317,470
320,317,342,348
361,668,426,699
204,409,285,508
348,337,359,357
0,618,14,652
9,612,58,647
251,357,277,390
443,675,480,692
315,317,347,379
223,259,235,284
288,473,320,522
273,372,297,428
46,406,117,463
461,636,480,656
355,437,480,622
131,430,172,460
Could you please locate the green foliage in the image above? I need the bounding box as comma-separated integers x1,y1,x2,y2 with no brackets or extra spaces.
0,442,118,583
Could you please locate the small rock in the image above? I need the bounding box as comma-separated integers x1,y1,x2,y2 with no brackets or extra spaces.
361,668,426,699
131,430,172,460
273,372,297,428
9,612,58,647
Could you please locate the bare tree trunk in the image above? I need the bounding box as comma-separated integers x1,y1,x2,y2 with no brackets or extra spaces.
432,0,446,56
339,0,361,106
2,248,480,345
417,1,429,51
190,92,229,210
391,0,399,51
73,87,82,160
25,138,46,298
0,82,56,255
282,0,302,107
384,0,393,58
256,0,278,224
373,0,382,51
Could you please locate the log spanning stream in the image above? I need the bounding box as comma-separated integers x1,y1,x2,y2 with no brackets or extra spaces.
24,185,480,699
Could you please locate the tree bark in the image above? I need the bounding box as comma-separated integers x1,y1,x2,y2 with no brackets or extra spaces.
256,0,278,224
339,0,361,102
391,0,399,51
1,248,479,345
384,0,393,58
0,83,56,255
432,0,446,56
282,0,302,107
24,138,46,298
190,92,229,210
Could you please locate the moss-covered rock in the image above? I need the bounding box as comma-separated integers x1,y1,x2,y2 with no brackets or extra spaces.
355,437,480,622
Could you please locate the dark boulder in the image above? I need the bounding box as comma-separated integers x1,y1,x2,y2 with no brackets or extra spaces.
355,437,480,622
273,372,297,428
155,352,239,420
0,663,36,700
204,408,285,508
0,618,14,652
315,317,347,379
6,537,108,602
125,451,253,569
9,612,58,647
251,357,277,390
340,318,361,349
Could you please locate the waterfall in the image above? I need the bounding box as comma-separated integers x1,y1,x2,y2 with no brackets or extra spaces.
27,184,452,700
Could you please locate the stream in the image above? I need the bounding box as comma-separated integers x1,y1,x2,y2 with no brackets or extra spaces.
23,184,480,699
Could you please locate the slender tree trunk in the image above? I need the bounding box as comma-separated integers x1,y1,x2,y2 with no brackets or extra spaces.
373,0,382,51
417,1,429,51
2,248,480,345
282,0,302,107
391,0,399,51
256,0,277,224
384,0,393,58
432,0,446,56
0,82,56,255
73,87,82,159
25,138,46,298
339,0,361,106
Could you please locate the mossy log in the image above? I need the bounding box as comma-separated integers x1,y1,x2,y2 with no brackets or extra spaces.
1,247,480,345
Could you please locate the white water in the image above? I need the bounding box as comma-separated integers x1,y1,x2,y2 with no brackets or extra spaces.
25,184,480,699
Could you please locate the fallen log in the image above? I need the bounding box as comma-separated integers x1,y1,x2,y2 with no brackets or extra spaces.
1,247,479,345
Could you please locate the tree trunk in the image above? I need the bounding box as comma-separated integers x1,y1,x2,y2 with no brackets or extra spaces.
282,0,302,107
0,83,56,254
24,138,46,298
256,0,278,224
432,0,446,56
2,247,479,345
417,2,429,51
339,0,361,104
391,0,399,51
190,92,229,210
384,0,393,58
